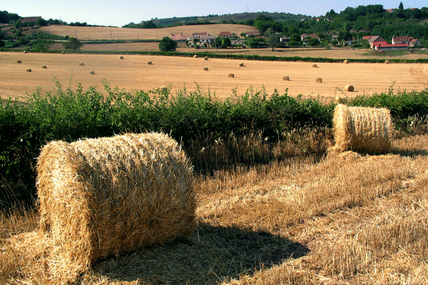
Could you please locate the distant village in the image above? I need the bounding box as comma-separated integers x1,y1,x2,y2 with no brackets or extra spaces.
169,29,421,51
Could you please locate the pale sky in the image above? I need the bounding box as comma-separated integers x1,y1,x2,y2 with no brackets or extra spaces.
1,0,427,27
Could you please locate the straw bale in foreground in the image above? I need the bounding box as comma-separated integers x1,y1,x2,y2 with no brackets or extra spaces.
36,133,196,271
331,104,393,154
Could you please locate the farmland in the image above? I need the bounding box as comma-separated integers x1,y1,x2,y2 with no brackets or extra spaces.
1,51,427,102
2,23,428,284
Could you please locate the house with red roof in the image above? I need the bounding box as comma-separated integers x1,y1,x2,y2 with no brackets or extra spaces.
170,33,188,43
392,36,413,44
373,42,408,51
409,38,421,47
218,31,233,38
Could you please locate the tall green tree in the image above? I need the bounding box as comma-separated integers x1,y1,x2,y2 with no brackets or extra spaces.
158,36,177,51
265,28,279,51
399,2,404,10
62,37,83,50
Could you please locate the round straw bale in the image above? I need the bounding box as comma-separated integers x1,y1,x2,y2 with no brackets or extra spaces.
204,66,209,71
344,60,349,64
79,62,85,66
239,62,245,67
204,56,208,61
316,77,322,83
385,60,390,64
283,76,290,81
193,54,198,58
36,133,196,265
228,73,234,78
345,85,354,92
160,86,168,93
90,70,95,75
26,68,32,72
312,64,318,68
147,60,153,65
61,51,65,54
330,104,393,154
23,50,27,53
17,60,22,63
119,55,124,59
42,65,47,69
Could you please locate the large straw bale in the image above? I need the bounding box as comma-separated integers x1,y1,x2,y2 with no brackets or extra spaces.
36,133,196,270
331,104,393,154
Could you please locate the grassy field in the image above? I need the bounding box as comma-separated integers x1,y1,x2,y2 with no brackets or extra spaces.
2,134,428,284
1,51,427,101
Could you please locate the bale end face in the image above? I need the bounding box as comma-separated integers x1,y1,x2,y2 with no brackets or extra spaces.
385,60,390,64
204,67,209,71
193,55,198,58
344,60,349,64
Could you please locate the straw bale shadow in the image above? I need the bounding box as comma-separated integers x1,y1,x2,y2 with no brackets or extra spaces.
391,148,428,157
89,224,309,284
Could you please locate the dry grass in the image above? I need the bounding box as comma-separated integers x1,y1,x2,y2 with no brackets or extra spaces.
0,52,427,101
2,133,428,284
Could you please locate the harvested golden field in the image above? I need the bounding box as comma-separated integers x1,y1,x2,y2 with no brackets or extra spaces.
1,51,427,101
37,24,259,41
2,134,428,284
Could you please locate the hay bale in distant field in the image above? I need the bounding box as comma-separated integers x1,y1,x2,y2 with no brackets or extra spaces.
204,56,208,61
42,65,47,69
79,62,85,66
330,104,393,154
120,56,124,59
385,60,390,64
228,73,234,78
204,67,209,71
23,51,27,54
312,64,318,68
194,54,198,58
61,51,65,54
160,86,168,93
345,85,354,92
239,62,245,67
344,60,349,64
26,68,32,72
147,60,153,65
90,70,95,75
283,76,290,81
316,77,322,83
36,133,196,270
17,60,22,63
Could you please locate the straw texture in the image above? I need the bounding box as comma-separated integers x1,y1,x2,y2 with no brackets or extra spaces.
36,133,196,271
331,104,393,154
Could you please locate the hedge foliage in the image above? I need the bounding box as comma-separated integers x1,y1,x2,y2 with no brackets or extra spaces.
1,80,428,208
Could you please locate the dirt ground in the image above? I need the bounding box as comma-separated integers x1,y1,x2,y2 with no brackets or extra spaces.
1,51,427,102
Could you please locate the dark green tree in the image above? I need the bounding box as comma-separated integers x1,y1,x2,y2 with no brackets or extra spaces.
0,33,4,48
221,37,231,48
62,37,83,50
399,2,404,10
158,36,177,51
265,28,279,51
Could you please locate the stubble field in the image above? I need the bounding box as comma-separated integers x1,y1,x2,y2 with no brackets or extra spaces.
1,51,427,102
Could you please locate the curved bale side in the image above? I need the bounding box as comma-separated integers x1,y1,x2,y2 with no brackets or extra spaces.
36,133,196,267
331,104,394,154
